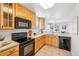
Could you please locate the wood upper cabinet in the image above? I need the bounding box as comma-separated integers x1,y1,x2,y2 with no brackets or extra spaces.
0,4,1,28
27,10,36,29
15,4,26,18
31,12,36,29
0,3,15,30
0,45,19,56
15,3,36,29
39,17,45,29
0,3,36,30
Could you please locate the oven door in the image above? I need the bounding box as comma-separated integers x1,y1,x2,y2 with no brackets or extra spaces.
20,40,35,56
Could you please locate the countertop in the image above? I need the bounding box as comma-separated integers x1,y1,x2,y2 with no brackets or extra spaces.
31,33,47,38
31,33,72,39
0,33,71,52
48,33,72,37
0,40,19,52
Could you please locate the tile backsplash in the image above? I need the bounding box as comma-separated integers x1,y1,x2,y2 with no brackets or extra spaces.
0,29,29,41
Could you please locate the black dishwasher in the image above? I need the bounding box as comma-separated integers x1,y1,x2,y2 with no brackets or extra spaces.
59,36,71,51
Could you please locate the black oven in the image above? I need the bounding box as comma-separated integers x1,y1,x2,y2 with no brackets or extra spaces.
12,32,35,56
20,39,35,56
15,17,31,29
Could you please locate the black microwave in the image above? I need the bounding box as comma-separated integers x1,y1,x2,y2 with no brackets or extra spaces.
15,17,31,29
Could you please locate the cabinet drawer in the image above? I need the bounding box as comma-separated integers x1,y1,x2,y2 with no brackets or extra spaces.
0,45,19,56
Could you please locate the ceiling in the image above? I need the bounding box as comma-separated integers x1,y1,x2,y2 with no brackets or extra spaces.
45,3,76,19
21,3,78,20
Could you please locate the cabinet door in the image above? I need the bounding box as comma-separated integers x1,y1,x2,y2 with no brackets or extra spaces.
35,36,45,53
35,38,40,53
1,3,14,29
51,35,59,47
27,10,36,29
39,37,43,48
45,36,51,45
41,19,45,29
39,17,45,29
0,45,19,56
25,8,29,19
32,13,36,29
0,4,1,29
41,36,45,46
15,4,22,18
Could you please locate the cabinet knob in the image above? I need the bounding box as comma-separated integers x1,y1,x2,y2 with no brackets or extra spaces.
1,25,3,28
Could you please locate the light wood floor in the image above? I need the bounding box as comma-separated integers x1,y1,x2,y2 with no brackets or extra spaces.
35,45,72,56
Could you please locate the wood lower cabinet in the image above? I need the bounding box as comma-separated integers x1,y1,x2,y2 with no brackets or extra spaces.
50,35,59,47
35,35,59,53
45,35,59,47
35,35,45,53
0,45,19,56
45,35,51,45
35,38,40,53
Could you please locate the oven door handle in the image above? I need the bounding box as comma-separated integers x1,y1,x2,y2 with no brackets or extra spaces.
21,42,34,47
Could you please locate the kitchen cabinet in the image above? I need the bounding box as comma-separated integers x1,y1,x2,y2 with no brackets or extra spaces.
15,3,36,29
39,17,45,29
0,3,36,30
15,4,21,17
15,4,26,19
35,37,40,53
45,35,59,47
45,35,52,45
35,35,45,53
50,35,59,47
0,3,15,30
0,45,19,56
31,12,36,29
35,35,59,53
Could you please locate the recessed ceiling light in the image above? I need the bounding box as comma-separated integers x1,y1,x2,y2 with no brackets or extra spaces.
40,3,54,9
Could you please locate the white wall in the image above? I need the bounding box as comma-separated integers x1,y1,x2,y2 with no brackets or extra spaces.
71,35,79,56
69,4,79,56
35,4,46,17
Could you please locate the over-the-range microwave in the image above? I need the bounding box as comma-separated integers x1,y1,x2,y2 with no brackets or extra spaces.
15,17,31,29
